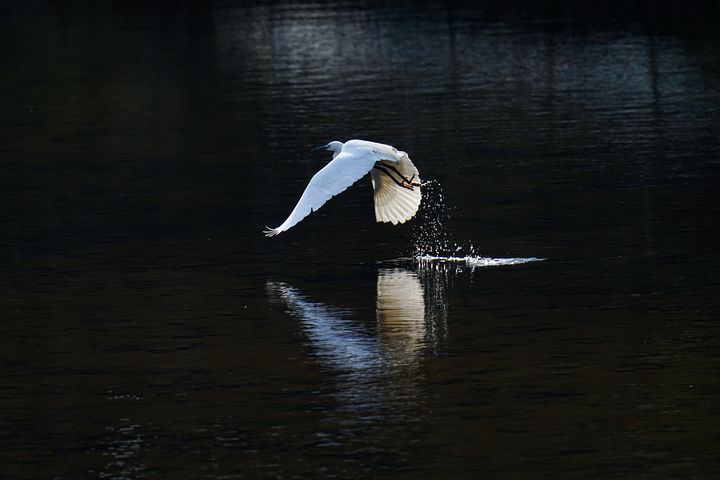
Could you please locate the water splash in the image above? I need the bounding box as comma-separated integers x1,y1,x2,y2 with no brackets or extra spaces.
416,254,544,268
411,180,544,269
412,180,457,257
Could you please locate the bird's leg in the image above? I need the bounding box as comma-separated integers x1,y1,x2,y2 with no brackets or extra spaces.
382,164,422,188
373,165,415,190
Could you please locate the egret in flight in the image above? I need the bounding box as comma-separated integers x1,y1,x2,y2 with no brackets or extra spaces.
264,140,422,237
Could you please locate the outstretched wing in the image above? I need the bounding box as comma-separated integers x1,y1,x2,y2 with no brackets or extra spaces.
264,151,377,236
371,154,421,225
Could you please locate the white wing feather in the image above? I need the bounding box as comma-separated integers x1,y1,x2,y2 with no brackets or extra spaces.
371,155,421,225
264,150,378,236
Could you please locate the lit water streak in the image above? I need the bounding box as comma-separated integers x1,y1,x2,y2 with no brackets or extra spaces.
415,254,544,268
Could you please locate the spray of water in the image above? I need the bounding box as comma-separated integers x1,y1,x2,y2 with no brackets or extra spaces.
412,180,458,257
410,180,543,269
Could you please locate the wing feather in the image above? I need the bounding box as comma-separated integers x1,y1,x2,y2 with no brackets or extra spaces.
371,155,422,225
264,151,378,236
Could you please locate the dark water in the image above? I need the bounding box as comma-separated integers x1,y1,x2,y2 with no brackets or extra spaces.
2,1,720,478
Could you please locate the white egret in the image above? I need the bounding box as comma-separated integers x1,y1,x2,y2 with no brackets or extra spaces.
264,139,422,237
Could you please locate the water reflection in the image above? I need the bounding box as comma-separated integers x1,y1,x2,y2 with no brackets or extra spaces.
4,2,719,478
267,268,446,412
376,269,427,367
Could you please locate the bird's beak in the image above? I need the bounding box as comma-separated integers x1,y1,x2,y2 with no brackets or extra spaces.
311,143,329,152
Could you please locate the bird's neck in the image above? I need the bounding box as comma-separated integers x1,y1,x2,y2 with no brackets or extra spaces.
329,142,344,158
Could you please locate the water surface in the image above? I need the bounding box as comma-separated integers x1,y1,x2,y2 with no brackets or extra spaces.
2,1,720,478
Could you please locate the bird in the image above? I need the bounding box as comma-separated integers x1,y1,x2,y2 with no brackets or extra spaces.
264,139,422,237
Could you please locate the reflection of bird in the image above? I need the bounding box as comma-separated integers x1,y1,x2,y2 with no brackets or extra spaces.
266,270,430,414
264,140,422,236
376,269,426,360
266,281,379,373
266,269,431,378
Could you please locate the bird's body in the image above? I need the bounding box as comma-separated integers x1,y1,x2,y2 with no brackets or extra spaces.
264,139,421,236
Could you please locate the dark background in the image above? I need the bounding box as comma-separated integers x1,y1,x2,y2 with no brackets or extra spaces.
2,1,719,478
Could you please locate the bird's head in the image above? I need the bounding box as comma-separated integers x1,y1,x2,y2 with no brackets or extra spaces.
312,141,344,155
